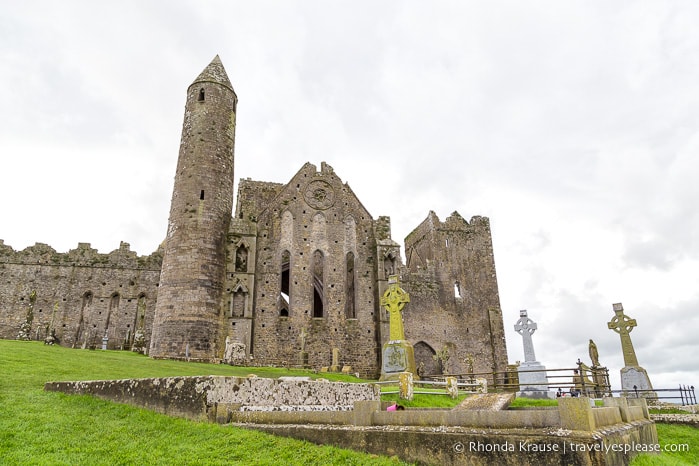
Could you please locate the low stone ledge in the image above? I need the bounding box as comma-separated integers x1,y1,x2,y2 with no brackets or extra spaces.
240,421,658,466
650,413,699,427
44,379,658,465
45,376,379,421
593,407,623,428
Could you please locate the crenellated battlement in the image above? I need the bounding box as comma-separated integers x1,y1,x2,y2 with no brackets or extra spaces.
0,240,162,270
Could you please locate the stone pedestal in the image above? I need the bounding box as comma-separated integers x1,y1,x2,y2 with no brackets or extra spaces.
621,366,656,398
330,347,341,372
517,361,554,399
380,340,417,381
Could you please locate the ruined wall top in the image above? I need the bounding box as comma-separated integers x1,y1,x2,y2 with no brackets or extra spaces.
235,162,375,225
0,240,162,269
405,210,491,245
235,178,284,221
374,216,392,241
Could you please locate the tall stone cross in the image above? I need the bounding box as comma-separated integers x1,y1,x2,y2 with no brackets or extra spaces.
514,310,538,363
381,275,410,341
607,303,639,367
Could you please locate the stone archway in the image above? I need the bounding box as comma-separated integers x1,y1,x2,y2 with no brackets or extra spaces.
414,341,440,377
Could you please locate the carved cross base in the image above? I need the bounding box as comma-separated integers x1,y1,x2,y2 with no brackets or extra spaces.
517,361,554,399
379,340,418,381
620,366,657,399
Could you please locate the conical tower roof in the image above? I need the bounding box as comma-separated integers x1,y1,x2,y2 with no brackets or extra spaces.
191,55,234,92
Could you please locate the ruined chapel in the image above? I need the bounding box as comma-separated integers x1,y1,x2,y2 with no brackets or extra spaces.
0,56,508,378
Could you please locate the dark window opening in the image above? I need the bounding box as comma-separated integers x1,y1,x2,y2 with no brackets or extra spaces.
312,250,324,318
345,252,356,319
313,286,324,318
235,245,248,272
280,251,290,316
198,88,205,101
384,253,396,277
200,190,205,200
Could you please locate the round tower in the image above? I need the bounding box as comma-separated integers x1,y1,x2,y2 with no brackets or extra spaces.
149,56,238,360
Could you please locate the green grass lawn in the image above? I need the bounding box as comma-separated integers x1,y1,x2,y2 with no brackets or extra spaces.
0,340,403,465
630,423,699,465
1,340,696,465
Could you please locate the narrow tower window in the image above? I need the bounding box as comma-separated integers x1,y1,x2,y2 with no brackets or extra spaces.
312,250,324,318
235,245,248,272
345,252,356,319
198,88,205,101
383,253,396,277
454,281,462,298
200,190,205,200
280,250,290,316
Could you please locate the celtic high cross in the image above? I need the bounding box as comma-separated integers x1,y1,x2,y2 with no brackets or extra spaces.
514,310,538,362
607,303,639,367
381,275,410,342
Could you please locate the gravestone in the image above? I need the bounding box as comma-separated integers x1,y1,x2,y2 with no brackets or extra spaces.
607,303,656,398
452,392,515,411
132,328,146,354
514,310,553,398
223,336,247,365
379,275,417,381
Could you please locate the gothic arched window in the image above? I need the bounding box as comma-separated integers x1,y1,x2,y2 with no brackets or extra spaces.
345,252,356,319
280,250,290,316
312,250,324,318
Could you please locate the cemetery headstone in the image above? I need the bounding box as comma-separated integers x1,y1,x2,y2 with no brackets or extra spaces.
607,303,656,398
379,275,417,381
514,310,553,398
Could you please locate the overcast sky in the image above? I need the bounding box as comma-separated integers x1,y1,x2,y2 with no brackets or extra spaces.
1,1,697,391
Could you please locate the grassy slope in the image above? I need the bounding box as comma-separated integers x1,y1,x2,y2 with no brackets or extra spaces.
1,341,696,465
630,423,699,466
0,340,403,465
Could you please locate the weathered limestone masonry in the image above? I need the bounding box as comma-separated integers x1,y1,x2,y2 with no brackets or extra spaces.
149,56,238,360
44,377,658,466
1,56,509,378
402,211,508,377
0,240,161,349
44,376,379,421
233,162,385,376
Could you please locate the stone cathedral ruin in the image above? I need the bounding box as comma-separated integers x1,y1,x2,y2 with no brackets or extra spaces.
0,57,509,378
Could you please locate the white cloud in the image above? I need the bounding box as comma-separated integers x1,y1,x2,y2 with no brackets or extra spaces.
1,0,697,391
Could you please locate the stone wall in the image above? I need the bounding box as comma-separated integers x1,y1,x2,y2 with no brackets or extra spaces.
2,57,510,378
0,240,161,349
233,397,658,466
403,212,508,377
44,375,380,421
238,162,383,377
43,377,659,466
